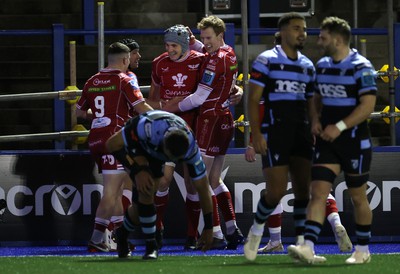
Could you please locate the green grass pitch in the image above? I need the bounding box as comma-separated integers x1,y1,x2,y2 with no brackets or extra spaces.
1,254,399,274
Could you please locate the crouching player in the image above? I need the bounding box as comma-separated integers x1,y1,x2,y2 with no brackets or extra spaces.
105,110,214,259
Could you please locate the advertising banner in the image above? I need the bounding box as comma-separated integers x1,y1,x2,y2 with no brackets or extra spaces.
0,150,399,244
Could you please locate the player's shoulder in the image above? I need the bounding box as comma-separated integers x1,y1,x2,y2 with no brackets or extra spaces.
85,72,100,83
298,53,315,69
349,50,374,70
189,50,206,58
153,52,169,63
316,56,331,67
187,51,206,65
118,71,133,81
126,70,137,79
253,48,276,66
220,44,236,56
216,46,237,66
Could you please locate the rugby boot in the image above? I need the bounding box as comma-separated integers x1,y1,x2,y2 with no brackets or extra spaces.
243,228,262,261
88,241,109,252
184,236,197,251
287,244,327,264
211,237,227,250
226,227,244,250
258,240,284,253
345,246,371,264
115,226,131,258
334,224,353,252
143,240,158,260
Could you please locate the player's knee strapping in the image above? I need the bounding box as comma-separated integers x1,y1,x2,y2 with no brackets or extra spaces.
345,173,369,188
311,166,336,184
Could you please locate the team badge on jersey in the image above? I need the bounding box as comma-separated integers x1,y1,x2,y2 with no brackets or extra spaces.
188,64,200,70
361,71,376,87
172,73,188,88
201,70,216,85
129,79,139,89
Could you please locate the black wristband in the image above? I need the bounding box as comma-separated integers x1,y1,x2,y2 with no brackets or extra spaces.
131,163,152,176
203,212,213,230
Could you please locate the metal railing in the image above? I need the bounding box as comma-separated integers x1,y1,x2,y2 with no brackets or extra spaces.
0,0,399,147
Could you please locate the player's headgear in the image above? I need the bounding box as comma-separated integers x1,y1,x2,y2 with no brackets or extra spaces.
119,38,140,51
164,24,190,53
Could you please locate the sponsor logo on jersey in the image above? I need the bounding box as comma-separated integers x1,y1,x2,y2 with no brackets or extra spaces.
209,146,220,153
144,122,152,138
172,73,188,88
318,83,347,97
209,59,218,65
275,80,306,93
93,78,111,86
220,123,232,130
161,67,169,72
164,89,192,97
88,85,116,92
206,64,216,70
230,64,238,71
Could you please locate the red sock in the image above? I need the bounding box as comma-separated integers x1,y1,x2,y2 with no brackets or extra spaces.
211,194,221,226
185,198,200,238
267,213,282,228
325,198,338,217
216,191,236,222
154,193,169,230
94,218,109,233
107,222,114,231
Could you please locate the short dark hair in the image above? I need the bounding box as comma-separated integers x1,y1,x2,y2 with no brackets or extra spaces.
164,129,189,160
277,12,305,30
119,38,140,51
320,16,351,44
107,42,131,55
274,32,282,45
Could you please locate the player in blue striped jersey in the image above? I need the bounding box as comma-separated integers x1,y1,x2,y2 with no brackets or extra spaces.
244,12,317,262
288,16,376,265
105,110,214,259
